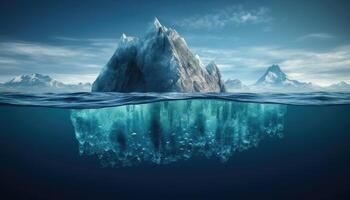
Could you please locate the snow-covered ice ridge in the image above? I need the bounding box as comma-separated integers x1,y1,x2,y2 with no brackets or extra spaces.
71,100,286,167
0,73,91,92
92,18,225,92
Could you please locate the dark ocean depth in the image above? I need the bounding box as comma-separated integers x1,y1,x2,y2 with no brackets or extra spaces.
0,93,350,199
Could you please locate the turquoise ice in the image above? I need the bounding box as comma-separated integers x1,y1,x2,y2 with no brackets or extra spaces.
71,100,286,167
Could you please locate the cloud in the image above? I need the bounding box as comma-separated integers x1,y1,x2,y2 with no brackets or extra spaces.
1,36,349,86
193,45,350,86
52,36,118,48
296,33,334,41
176,5,272,29
0,57,20,65
0,42,84,57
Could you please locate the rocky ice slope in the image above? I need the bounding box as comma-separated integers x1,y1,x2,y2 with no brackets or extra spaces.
92,18,225,92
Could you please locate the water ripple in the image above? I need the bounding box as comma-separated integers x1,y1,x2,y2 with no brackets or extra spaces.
0,92,349,108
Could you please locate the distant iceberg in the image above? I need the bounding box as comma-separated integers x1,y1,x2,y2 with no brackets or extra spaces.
223,64,323,93
0,73,91,93
326,81,350,91
254,64,313,90
71,100,286,167
224,78,249,92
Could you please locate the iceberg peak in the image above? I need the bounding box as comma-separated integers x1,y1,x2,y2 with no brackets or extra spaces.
153,17,162,29
256,64,287,85
266,64,284,75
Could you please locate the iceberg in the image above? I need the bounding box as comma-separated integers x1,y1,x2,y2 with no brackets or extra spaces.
252,64,314,92
92,18,225,92
70,100,286,167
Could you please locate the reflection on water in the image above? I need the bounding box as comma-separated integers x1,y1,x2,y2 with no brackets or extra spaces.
70,100,286,167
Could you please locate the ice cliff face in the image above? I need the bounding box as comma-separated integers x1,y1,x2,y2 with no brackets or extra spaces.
92,18,226,92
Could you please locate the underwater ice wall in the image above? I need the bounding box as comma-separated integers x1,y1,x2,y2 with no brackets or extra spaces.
70,100,286,167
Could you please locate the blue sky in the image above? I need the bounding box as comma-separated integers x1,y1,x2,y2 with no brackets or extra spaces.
0,0,350,85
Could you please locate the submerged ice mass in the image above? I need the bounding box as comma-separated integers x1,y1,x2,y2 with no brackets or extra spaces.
70,100,286,167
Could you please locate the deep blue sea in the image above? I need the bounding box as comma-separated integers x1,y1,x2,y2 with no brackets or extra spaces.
0,92,350,199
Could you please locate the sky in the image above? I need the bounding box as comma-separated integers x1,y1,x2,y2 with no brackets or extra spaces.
0,0,350,86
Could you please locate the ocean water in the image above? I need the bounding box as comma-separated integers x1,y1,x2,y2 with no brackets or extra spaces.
0,92,350,199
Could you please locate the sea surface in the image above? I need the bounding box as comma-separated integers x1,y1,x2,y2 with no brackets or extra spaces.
0,92,350,199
